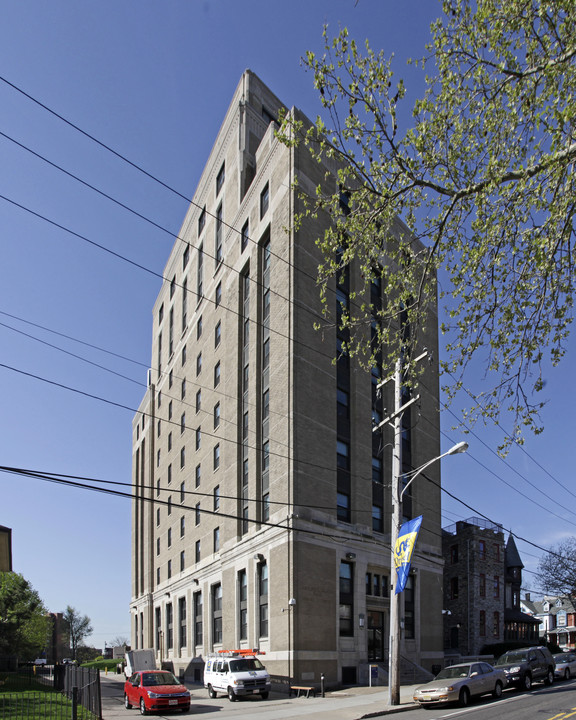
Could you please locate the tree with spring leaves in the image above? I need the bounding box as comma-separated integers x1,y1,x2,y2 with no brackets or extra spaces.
281,0,576,451
0,571,49,660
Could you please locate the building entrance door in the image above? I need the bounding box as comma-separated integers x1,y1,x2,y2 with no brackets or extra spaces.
367,611,386,661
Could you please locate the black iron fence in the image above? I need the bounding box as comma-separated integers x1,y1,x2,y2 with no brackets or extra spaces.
0,665,101,720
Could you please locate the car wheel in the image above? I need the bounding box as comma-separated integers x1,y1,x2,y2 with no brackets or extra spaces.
565,669,571,681
493,681,503,699
139,698,147,716
261,691,269,700
458,688,470,707
207,684,217,698
227,686,237,702
545,669,554,686
124,694,132,709
522,674,532,691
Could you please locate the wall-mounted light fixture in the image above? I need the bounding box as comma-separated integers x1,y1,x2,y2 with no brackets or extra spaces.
254,553,265,562
346,552,356,560
359,613,365,628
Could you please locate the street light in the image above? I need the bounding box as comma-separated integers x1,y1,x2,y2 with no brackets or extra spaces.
388,440,468,706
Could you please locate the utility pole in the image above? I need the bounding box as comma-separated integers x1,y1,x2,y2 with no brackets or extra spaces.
388,357,402,706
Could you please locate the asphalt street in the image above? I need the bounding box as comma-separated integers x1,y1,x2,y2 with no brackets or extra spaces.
99,672,420,720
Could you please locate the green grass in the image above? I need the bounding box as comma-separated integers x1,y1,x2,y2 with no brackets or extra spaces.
81,658,124,672
0,673,98,719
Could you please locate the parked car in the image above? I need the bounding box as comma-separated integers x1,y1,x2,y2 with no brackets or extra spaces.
413,662,506,707
553,653,576,680
495,646,555,690
124,670,190,715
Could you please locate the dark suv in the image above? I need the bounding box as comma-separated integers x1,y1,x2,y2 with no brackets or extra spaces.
495,646,555,690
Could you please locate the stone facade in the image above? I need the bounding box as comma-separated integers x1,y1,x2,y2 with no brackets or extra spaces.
131,71,443,687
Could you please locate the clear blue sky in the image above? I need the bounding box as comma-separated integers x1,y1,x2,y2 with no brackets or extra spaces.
1,0,573,648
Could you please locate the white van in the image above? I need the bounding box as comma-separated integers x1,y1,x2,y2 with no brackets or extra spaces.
204,651,271,701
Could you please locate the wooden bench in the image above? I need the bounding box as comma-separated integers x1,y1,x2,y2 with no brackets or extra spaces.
289,685,316,698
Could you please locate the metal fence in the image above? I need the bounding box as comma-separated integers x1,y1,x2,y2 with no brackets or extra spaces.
0,666,101,720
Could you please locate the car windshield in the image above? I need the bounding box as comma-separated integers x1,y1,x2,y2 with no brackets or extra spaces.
435,666,471,679
554,655,570,664
142,672,179,686
497,651,528,664
229,659,264,672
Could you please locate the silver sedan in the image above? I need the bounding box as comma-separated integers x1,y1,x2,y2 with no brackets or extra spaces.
554,653,576,680
413,662,506,707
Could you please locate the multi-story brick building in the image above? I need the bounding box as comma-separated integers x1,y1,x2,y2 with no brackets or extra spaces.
131,71,443,687
443,518,539,657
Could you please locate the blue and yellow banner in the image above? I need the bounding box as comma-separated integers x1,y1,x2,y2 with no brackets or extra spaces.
394,515,423,594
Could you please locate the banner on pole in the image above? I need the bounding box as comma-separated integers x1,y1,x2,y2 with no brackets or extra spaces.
394,515,423,594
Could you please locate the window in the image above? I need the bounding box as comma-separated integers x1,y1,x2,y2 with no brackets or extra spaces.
479,573,486,597
183,244,190,270
260,182,269,218
196,352,202,376
494,543,501,561
197,315,203,339
214,403,220,428
493,575,500,598
156,537,160,556
215,320,221,347
216,162,225,195
479,540,486,559
167,464,172,484
450,545,459,564
180,550,185,573
156,479,160,497
167,527,172,547
212,584,222,644
180,447,185,469
194,592,203,647
158,304,164,324
180,413,186,434
339,561,354,637
170,276,176,300
155,607,162,650
373,574,381,597
168,368,173,388
372,505,383,533
241,219,249,252
182,278,188,331
215,203,223,266
195,463,201,488
195,502,201,526
167,559,172,580
180,482,185,503
215,282,222,307
371,456,382,484
195,540,201,564
493,611,500,637
450,577,459,599
178,596,186,649
181,379,186,400
195,427,201,451
167,432,172,451
167,496,172,515
198,207,206,235
213,445,220,470
156,449,161,467
214,361,220,387
213,485,220,511
157,332,162,379
195,390,201,413
258,562,268,637
156,567,160,586
168,400,173,420
213,527,220,553
181,345,187,366
480,610,486,637
404,574,415,639
238,570,248,640
157,419,161,438
180,515,185,537
156,508,160,526
337,492,351,523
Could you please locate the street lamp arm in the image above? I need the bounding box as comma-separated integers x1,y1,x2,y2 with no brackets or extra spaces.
399,441,468,501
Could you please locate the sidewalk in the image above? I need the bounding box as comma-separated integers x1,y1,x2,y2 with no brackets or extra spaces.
99,671,420,720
